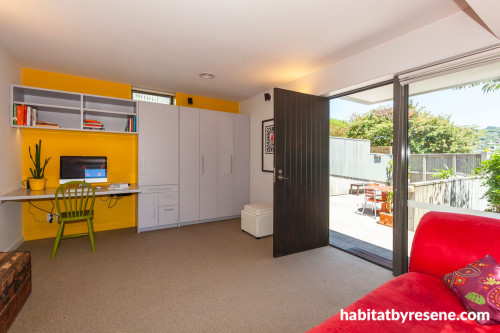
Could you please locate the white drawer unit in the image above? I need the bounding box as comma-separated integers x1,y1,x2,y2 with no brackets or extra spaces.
138,185,179,232
159,191,178,207
159,205,179,226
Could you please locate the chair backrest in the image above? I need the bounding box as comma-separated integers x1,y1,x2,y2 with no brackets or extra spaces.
54,181,96,218
409,211,500,278
364,188,377,199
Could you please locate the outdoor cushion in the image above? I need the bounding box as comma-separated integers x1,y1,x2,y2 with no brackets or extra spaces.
443,254,500,325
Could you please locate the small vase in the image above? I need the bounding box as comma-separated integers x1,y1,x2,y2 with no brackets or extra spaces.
29,178,47,191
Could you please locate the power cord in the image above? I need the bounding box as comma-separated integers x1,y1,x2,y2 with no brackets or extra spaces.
108,196,123,208
28,200,55,223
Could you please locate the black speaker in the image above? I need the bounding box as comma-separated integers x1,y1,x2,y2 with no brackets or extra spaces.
188,97,193,105
264,93,271,101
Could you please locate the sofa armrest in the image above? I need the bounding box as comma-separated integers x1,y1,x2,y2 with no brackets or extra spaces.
409,212,500,278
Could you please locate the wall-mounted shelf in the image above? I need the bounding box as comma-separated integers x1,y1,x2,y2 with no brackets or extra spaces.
10,85,138,134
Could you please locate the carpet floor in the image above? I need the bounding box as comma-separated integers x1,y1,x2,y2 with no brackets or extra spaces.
11,218,392,332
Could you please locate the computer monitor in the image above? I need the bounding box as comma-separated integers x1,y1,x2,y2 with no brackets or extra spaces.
59,156,107,184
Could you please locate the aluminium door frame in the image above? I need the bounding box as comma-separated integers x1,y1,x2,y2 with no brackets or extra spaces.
328,78,409,276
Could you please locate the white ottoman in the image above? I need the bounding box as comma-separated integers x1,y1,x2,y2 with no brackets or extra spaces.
241,204,273,239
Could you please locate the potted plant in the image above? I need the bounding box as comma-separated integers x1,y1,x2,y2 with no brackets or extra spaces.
28,140,51,191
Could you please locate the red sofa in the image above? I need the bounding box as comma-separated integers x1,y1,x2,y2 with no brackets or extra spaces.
309,212,500,332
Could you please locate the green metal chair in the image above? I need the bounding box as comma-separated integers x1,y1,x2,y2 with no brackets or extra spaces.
51,181,96,260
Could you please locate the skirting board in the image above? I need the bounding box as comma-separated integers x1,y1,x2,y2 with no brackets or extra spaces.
180,215,240,227
4,235,24,251
137,215,240,233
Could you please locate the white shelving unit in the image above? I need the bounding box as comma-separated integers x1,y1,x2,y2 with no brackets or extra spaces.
10,85,138,134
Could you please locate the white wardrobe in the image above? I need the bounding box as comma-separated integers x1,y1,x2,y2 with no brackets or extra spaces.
180,108,250,224
137,101,179,232
138,101,250,231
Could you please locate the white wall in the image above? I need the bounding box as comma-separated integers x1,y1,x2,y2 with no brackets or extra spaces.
0,46,22,251
239,90,273,205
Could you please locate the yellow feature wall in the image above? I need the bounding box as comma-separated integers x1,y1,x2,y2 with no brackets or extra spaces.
176,92,239,113
22,68,132,99
22,129,137,240
21,69,136,240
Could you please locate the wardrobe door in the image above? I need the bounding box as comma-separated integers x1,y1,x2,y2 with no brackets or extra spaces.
217,112,234,217
180,107,200,223
199,110,218,220
233,114,250,215
138,102,179,186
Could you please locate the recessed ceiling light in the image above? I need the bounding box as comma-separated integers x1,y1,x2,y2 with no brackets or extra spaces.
199,72,215,79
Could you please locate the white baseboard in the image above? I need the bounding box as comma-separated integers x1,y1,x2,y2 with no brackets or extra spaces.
5,235,24,251
180,215,240,227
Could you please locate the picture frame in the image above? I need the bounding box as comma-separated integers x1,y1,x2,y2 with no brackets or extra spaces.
262,118,274,173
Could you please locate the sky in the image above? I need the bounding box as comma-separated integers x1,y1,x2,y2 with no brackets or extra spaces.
330,85,500,128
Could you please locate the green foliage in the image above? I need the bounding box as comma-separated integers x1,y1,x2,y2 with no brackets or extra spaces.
432,165,455,180
473,152,500,213
329,119,349,137
333,102,480,154
455,80,500,94
29,140,51,179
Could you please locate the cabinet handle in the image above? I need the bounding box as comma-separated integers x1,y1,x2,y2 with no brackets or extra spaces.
163,208,174,211
230,155,233,174
202,155,205,175
152,199,156,218
142,155,145,177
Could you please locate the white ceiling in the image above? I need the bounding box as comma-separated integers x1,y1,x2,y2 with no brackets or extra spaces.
0,0,470,101
340,61,500,104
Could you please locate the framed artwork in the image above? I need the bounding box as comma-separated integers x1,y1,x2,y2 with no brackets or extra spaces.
262,118,274,173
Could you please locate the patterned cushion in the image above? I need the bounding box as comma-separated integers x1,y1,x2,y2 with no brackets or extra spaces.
443,255,500,325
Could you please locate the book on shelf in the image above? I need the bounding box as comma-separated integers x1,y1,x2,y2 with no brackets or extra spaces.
12,104,17,125
83,119,105,130
35,121,60,128
13,104,38,126
126,115,136,133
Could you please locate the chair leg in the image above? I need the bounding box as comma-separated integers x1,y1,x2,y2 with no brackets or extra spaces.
361,200,367,214
51,222,65,260
87,218,96,253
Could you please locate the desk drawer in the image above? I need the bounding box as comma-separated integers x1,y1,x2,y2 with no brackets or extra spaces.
141,185,178,193
159,205,178,226
158,191,178,207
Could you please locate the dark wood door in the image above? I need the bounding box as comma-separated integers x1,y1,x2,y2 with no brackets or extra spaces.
273,88,330,257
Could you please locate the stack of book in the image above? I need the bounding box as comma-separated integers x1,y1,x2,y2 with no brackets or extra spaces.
83,119,104,130
125,116,137,132
35,121,60,128
12,104,37,126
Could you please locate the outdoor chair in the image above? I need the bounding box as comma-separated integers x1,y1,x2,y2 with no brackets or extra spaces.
361,187,384,218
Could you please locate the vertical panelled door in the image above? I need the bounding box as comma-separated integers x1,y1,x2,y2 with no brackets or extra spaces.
273,88,329,257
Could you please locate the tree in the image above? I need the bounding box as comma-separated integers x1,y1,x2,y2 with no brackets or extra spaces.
329,119,348,137
340,103,480,153
455,79,500,94
473,152,500,213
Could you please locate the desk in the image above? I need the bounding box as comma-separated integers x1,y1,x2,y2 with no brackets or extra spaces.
0,184,141,204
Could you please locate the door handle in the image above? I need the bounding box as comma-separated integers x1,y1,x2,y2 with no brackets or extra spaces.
277,175,290,180
230,155,233,174
201,155,205,175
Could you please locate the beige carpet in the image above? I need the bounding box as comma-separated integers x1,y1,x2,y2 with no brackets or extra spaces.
11,219,392,332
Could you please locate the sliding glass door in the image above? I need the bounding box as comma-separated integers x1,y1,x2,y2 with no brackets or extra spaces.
406,62,500,254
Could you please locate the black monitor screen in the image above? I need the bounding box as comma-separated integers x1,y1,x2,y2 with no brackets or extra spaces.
60,156,107,183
